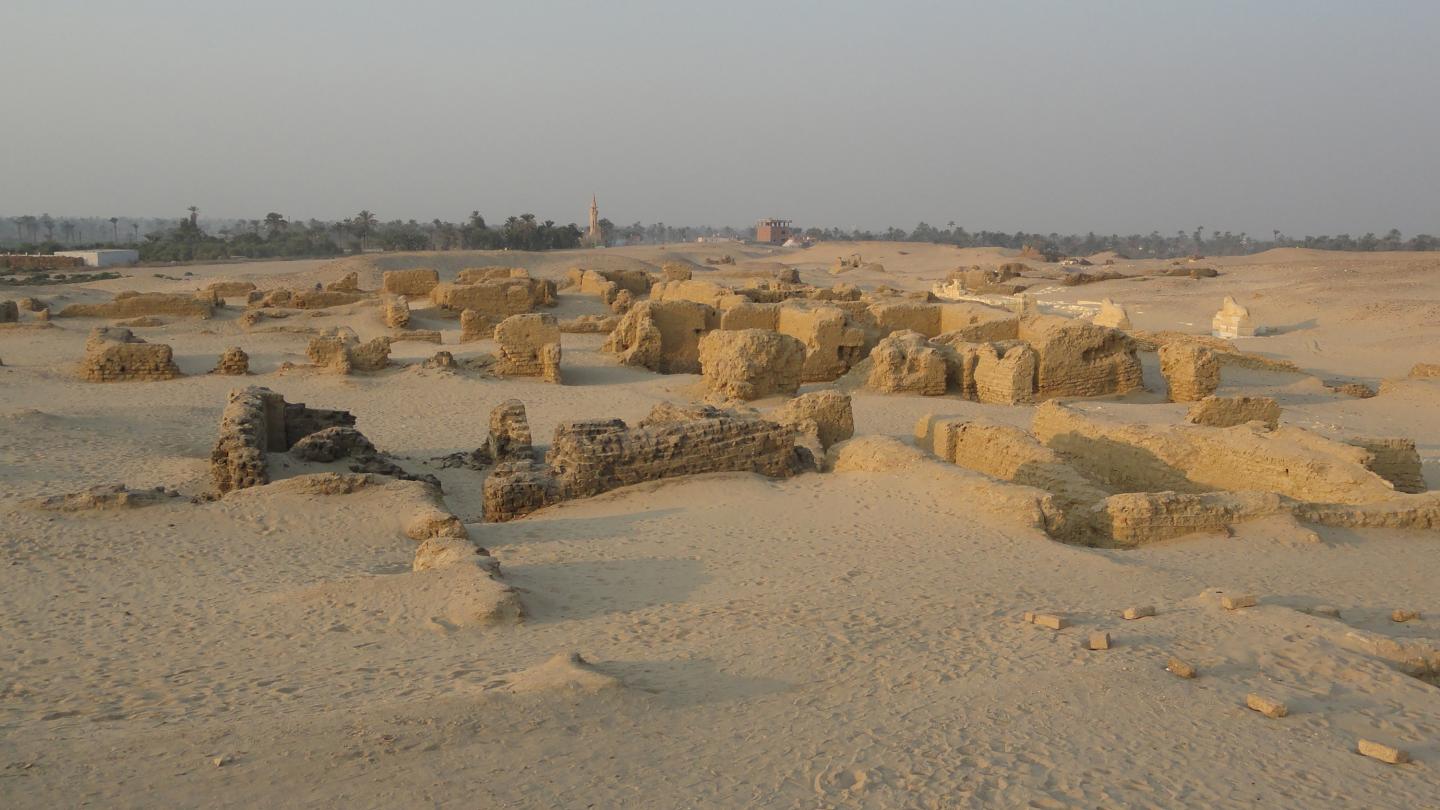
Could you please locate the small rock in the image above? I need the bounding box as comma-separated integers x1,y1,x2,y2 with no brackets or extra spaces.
212,754,233,767
1391,609,1421,623
1245,693,1288,719
1122,605,1155,620
1166,657,1197,679
1087,632,1111,651
1221,594,1257,611
1357,739,1410,765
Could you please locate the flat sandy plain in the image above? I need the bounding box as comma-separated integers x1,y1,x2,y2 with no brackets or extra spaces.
2,242,1438,807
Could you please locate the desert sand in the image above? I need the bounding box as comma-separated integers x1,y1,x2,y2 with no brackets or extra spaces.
2,243,1438,808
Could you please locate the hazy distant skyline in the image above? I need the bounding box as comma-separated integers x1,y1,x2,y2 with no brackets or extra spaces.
3,1,1438,236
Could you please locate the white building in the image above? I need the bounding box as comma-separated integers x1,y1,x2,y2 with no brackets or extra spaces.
54,249,139,267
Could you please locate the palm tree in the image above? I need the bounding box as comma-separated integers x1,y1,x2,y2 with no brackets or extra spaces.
131,222,140,242
187,206,199,226
109,217,119,243
39,213,55,242
352,210,377,251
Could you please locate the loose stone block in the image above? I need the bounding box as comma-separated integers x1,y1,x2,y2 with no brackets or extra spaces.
1032,613,1067,630
1123,605,1156,620
1222,594,1257,610
1166,657,1197,679
1087,632,1111,650
1391,609,1421,623
1245,693,1288,718
1356,739,1410,765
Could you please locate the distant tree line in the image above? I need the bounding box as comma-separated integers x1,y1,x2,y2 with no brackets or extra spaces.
798,224,1440,258
4,209,1437,261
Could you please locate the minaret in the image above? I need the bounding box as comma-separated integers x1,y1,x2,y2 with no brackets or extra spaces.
587,194,600,241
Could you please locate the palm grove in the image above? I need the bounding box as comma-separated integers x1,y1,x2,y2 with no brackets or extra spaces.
5,209,1439,261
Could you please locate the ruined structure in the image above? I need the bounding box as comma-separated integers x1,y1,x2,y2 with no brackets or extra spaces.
382,268,439,296
60,291,214,320
79,327,182,382
719,303,865,382
1186,395,1280,429
1091,298,1132,330
868,331,950,396
493,314,562,383
603,300,720,373
1212,296,1258,338
306,327,392,374
484,404,805,521
971,341,1037,405
918,404,1434,546
1159,342,1220,401
697,328,805,401
487,400,534,463
430,277,541,327
1020,315,1142,399
211,346,250,375
382,295,410,328
770,390,855,451
209,386,357,494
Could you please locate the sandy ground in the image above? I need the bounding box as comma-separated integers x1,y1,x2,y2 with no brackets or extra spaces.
2,244,1439,807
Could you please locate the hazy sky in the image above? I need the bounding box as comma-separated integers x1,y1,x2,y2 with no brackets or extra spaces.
3,1,1438,235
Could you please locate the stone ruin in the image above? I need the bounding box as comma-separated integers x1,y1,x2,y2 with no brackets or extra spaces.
306,327,392,374
59,291,215,320
492,313,562,384
79,327,182,382
211,347,250,375
1159,341,1220,401
719,303,865,382
482,396,855,522
326,271,360,292
564,267,654,310
382,268,440,296
604,300,720,373
210,386,358,493
210,386,436,495
860,314,1141,403
868,331,950,396
697,328,805,401
206,281,257,298
917,401,1437,546
1186,395,1280,429
382,295,410,328
1091,298,1132,330
429,268,555,330
1211,295,1259,338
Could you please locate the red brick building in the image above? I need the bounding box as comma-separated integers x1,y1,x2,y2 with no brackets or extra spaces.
755,218,794,245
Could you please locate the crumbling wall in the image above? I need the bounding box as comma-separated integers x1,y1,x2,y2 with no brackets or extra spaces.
1020,315,1142,399
697,328,805,400
1159,341,1220,402
306,328,391,374
1091,298,1132,330
79,327,182,382
212,347,249,375
382,268,439,296
867,331,950,395
602,300,719,373
493,314,562,383
1033,401,1399,504
209,386,357,494
1101,491,1288,547
650,279,748,310
60,291,214,320
483,406,803,521
1186,396,1280,429
1349,437,1427,494
382,295,410,328
972,341,1036,405
770,390,854,450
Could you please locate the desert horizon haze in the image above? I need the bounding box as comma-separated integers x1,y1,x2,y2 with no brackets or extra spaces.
2,1,1438,235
